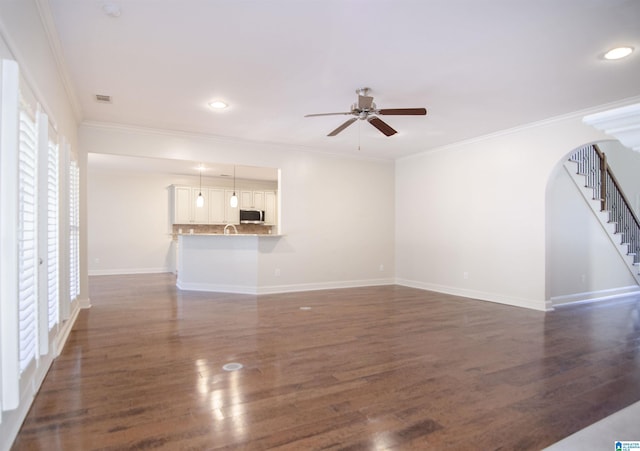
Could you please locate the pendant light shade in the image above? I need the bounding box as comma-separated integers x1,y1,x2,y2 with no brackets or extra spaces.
196,166,204,208
230,165,238,208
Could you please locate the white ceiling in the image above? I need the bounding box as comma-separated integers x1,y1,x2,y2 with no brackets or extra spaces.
48,0,640,162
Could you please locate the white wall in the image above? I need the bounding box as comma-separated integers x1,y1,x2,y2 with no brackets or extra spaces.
395,114,611,311
81,123,396,291
87,170,175,275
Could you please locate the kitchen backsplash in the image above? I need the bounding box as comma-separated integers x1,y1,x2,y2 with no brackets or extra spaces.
172,223,274,239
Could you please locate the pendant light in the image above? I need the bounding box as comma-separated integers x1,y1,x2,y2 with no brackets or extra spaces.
196,166,204,208
230,165,238,208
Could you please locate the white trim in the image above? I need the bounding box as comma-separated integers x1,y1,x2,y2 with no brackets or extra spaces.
399,95,640,161
551,286,640,307
395,278,548,311
0,58,21,410
175,278,395,295
583,102,640,152
0,13,73,129
34,0,83,123
53,301,81,357
89,267,171,276
256,278,395,295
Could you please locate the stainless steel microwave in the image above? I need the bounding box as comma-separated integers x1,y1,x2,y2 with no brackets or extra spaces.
239,209,265,224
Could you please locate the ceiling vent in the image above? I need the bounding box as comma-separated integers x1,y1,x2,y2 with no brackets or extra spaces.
95,94,112,103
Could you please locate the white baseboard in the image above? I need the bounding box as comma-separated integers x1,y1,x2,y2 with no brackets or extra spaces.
256,278,395,295
54,300,82,357
551,285,640,307
395,278,548,311
175,277,395,295
89,267,171,276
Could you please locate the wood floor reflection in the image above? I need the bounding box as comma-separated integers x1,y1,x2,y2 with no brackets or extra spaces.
12,274,640,450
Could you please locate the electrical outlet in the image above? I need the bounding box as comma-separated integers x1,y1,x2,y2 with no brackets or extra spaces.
463,272,469,280
379,264,384,272
275,268,281,277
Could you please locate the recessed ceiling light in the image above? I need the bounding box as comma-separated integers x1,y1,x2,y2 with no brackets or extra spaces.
208,100,228,109
604,46,634,60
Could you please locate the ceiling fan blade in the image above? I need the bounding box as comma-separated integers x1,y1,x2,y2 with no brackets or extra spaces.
304,112,352,117
358,95,374,110
368,117,397,136
328,118,357,136
377,108,427,116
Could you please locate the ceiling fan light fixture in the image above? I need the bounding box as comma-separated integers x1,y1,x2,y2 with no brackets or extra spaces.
604,46,634,60
304,87,427,137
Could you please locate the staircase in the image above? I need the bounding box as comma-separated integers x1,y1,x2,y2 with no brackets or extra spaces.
564,144,640,285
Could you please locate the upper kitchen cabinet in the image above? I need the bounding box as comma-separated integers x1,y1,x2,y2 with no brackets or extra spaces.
240,190,265,210
172,185,241,225
208,188,226,224
171,185,210,224
264,191,277,225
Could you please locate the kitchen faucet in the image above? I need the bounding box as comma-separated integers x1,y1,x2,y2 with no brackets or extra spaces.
223,224,238,235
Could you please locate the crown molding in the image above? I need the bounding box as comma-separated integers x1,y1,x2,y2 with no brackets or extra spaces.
404,95,640,160
35,0,83,123
583,103,640,152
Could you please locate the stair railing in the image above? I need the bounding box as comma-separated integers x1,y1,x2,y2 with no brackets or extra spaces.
569,144,640,266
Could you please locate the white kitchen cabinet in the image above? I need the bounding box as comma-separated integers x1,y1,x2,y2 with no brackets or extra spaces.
253,191,265,210
240,191,253,209
172,185,209,224
240,190,265,210
173,186,193,224
264,191,277,225
225,190,240,224
208,188,225,224
172,185,272,225
192,188,209,224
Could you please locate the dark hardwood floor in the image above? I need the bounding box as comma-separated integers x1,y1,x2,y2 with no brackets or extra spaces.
12,274,640,450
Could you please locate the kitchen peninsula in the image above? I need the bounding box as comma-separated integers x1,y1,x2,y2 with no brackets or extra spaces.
176,232,282,294
170,176,281,293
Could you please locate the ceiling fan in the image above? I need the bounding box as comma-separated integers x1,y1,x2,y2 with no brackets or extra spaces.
304,87,427,137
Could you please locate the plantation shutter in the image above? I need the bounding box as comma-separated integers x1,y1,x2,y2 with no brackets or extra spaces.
18,108,38,373
47,138,59,329
69,159,79,302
